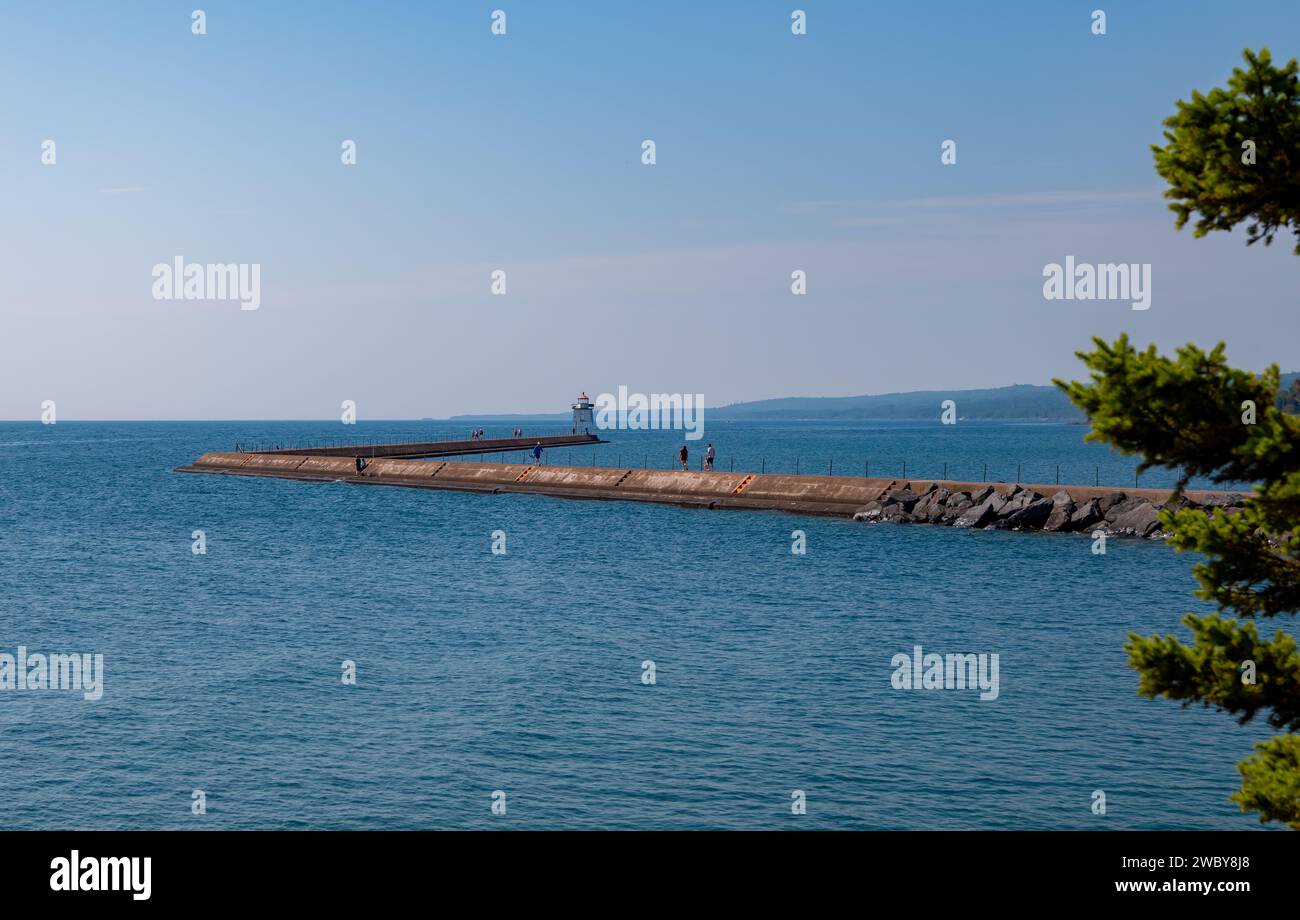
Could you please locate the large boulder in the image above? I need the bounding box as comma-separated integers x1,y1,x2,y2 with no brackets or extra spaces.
1161,494,1198,514
913,493,937,520
939,498,973,523
984,492,1011,516
880,503,916,523
1069,498,1104,532
1110,501,1161,537
968,486,995,506
990,489,1040,528
998,489,1042,518
996,495,1027,519
1004,497,1055,530
885,488,922,512
1105,495,1147,523
853,501,882,522
916,488,952,522
953,499,999,529
1043,497,1076,532
1097,492,1128,516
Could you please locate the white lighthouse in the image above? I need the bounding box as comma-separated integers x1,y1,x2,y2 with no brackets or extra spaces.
571,392,594,435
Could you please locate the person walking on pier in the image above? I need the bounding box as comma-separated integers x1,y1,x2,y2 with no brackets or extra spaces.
532,442,544,466
679,444,689,471
704,443,715,471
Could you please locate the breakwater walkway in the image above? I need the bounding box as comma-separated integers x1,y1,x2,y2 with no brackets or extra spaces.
176,446,1245,536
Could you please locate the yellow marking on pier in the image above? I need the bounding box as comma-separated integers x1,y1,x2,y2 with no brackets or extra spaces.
513,467,536,483
731,474,757,495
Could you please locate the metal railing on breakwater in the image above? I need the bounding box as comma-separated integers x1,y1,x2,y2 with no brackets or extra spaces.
417,449,1220,492
218,435,1233,491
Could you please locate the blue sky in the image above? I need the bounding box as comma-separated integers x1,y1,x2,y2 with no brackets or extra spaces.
2,1,1298,419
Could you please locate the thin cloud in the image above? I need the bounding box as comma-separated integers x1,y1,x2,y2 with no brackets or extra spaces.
789,188,1163,215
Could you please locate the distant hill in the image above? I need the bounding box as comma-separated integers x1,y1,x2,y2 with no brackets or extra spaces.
1277,371,1300,413
449,412,567,421
711,384,1083,420
454,374,1300,421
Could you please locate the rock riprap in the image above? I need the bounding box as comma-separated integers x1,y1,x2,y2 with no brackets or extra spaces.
852,484,1245,538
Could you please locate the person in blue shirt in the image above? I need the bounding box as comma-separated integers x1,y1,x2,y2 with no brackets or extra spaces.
532,442,543,465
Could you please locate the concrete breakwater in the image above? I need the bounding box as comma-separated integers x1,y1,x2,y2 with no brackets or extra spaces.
176,450,1245,535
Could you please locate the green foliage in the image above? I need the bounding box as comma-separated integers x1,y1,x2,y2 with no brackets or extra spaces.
1058,45,1300,828
1054,336,1291,488
1153,48,1300,254
1056,337,1300,827
1126,613,1300,731
1234,735,1300,829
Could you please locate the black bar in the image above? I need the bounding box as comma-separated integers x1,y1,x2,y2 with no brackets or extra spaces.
1,830,1291,907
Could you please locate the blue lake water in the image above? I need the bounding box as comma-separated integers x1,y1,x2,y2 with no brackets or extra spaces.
0,420,1278,829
